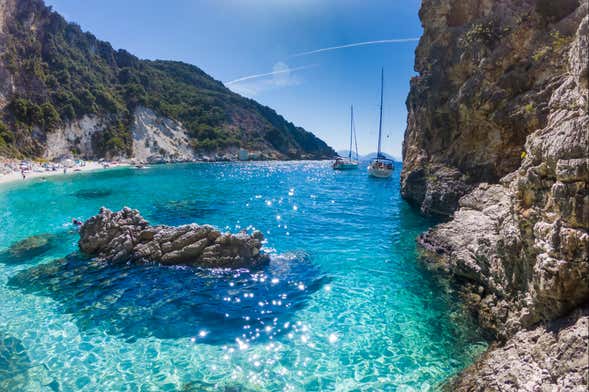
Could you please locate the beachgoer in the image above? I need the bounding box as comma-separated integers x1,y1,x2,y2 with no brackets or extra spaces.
21,169,26,180
72,218,82,226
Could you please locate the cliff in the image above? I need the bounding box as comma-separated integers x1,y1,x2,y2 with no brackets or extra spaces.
402,0,588,389
0,0,335,161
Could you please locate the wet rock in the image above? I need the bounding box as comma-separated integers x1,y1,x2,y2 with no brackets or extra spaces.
73,189,113,200
79,207,268,269
0,234,53,264
0,332,59,391
0,333,31,386
182,380,260,392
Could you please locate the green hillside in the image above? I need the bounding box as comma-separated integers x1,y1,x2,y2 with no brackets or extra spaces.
0,0,335,159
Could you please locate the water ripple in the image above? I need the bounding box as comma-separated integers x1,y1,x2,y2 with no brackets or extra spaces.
9,253,329,345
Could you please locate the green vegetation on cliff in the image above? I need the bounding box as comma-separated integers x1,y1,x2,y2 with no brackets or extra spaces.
0,0,334,159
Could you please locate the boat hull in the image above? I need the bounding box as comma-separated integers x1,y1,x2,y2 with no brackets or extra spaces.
333,160,359,170
367,160,394,178
333,162,359,170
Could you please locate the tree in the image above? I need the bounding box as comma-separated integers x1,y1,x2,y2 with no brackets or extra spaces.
41,102,61,130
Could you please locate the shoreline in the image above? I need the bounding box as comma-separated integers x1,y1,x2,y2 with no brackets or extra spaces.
0,159,343,188
0,161,131,187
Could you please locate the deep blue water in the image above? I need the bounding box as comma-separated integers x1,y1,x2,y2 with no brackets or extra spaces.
0,161,486,391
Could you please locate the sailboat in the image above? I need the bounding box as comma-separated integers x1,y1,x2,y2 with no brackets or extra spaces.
368,68,394,178
333,105,359,170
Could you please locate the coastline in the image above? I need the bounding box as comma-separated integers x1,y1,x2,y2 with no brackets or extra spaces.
0,159,337,188
0,161,130,187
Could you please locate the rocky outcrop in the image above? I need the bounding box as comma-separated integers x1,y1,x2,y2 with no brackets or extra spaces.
444,306,589,391
403,0,588,388
402,0,585,217
417,5,588,339
43,115,106,160
79,207,268,269
131,106,196,163
42,106,200,162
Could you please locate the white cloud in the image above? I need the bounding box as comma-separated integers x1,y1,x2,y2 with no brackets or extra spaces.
225,62,317,96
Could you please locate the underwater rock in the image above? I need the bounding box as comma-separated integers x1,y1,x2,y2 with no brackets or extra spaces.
79,207,268,268
0,234,53,264
73,189,113,199
182,380,260,392
0,332,31,385
150,199,222,226
9,253,328,342
0,332,59,391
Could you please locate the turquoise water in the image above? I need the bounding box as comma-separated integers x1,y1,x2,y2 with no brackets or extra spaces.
0,161,486,391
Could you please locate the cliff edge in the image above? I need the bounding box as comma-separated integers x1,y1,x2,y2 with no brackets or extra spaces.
402,0,588,389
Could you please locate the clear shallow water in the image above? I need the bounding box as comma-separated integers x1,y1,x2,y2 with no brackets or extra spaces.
0,161,486,391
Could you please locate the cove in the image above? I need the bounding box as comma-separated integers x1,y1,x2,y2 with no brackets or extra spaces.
0,161,487,390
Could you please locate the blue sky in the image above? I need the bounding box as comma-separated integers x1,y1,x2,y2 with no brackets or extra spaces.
45,0,423,157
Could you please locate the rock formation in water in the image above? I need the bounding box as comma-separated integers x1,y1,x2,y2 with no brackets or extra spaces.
402,0,588,389
0,234,53,263
79,207,268,269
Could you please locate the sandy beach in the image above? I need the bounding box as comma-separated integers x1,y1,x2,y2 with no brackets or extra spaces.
0,161,130,186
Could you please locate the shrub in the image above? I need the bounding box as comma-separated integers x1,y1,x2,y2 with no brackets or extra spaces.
551,31,572,52
41,102,61,130
106,136,126,152
462,21,504,48
0,121,14,144
524,103,534,113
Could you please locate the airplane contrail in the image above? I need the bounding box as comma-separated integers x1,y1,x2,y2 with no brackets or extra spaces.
290,38,420,57
225,64,318,85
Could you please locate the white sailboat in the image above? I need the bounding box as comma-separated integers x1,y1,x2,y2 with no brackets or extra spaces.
368,68,394,178
333,105,359,170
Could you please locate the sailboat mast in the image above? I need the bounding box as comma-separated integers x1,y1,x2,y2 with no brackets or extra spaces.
353,109,359,161
349,105,354,160
377,68,384,157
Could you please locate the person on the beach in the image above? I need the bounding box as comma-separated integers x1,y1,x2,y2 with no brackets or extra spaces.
21,169,26,180
72,218,82,227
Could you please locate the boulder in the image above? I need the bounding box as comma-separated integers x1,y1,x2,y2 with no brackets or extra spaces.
79,207,268,269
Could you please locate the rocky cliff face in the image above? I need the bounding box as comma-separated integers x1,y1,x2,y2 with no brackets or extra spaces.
402,0,584,217
402,0,588,389
41,107,197,162
445,306,588,391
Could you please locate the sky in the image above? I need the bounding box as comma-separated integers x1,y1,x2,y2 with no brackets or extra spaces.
45,0,423,158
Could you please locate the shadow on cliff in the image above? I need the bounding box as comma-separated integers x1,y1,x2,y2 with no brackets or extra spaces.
8,252,329,345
